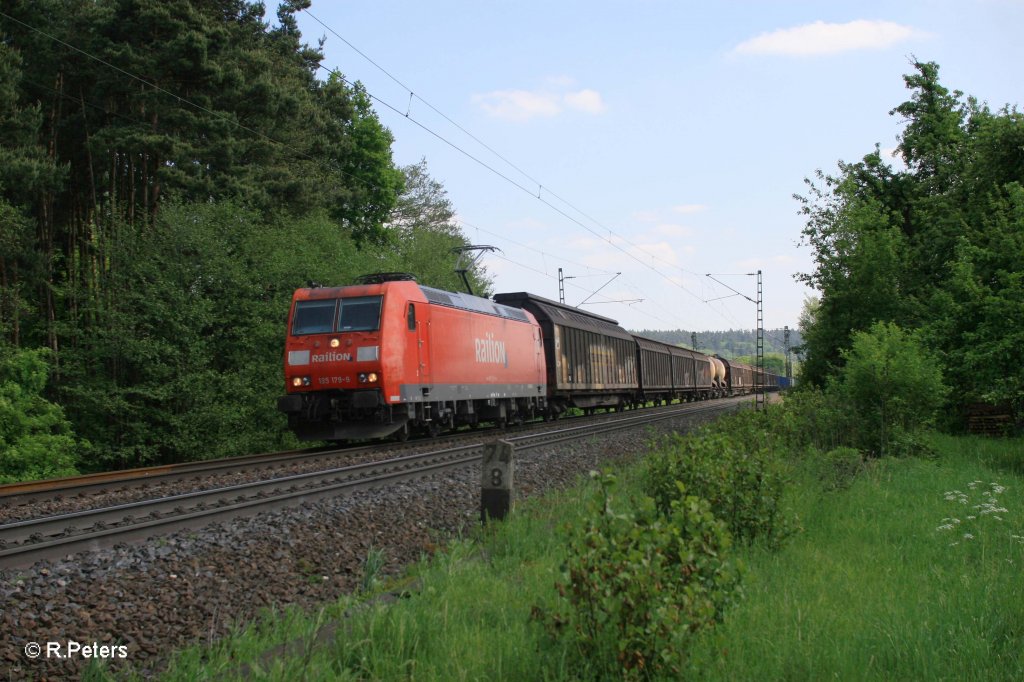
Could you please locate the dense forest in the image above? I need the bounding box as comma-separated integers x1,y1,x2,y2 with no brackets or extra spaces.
796,61,1023,420
0,0,488,480
1,1,1019,484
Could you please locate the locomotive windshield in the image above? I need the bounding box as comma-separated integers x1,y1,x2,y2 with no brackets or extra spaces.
338,296,382,332
292,300,336,335
290,296,383,335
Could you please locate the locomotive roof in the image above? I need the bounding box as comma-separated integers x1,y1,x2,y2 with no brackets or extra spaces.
419,285,532,324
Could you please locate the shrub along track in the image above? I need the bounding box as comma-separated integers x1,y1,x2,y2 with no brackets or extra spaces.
0,397,751,679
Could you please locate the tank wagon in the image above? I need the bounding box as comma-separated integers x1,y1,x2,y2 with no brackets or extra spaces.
279,275,784,442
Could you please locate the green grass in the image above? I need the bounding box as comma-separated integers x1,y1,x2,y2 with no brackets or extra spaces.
687,435,1024,681
121,478,598,681
103,432,1024,681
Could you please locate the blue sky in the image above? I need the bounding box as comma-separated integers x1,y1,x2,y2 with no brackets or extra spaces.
277,1,1024,332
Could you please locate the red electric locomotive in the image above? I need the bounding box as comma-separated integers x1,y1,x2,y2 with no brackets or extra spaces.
277,273,547,441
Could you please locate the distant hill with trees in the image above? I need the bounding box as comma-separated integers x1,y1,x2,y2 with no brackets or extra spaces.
630,328,801,360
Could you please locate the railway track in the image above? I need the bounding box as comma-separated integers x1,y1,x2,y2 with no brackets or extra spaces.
0,398,739,513
0,444,383,510
0,398,745,570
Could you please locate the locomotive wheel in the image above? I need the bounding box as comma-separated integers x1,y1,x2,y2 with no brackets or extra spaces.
394,423,410,442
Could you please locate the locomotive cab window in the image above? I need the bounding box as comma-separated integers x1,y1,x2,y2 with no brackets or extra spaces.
338,296,383,332
291,299,336,335
407,303,416,331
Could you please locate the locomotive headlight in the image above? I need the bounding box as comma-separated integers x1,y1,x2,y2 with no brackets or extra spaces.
329,338,340,348
358,372,367,383
367,372,379,383
291,377,303,387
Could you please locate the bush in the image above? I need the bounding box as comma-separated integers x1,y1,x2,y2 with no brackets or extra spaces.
830,321,948,456
0,345,83,482
644,432,793,546
816,446,865,490
546,473,741,679
770,387,853,453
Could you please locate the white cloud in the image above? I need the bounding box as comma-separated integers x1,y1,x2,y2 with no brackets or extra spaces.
733,20,922,56
474,84,607,121
672,204,708,215
563,89,606,114
473,90,561,122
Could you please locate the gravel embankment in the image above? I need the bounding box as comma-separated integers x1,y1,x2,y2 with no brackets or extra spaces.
1,403,740,680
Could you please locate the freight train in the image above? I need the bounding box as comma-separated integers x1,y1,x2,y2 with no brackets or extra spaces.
276,273,781,441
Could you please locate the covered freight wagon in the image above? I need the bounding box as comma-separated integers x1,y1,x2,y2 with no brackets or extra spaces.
671,346,715,400
494,292,637,413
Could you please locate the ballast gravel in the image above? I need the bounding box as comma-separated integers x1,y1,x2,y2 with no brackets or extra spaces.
1,402,745,679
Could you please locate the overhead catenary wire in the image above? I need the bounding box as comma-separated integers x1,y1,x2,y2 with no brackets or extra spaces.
460,217,733,328
5,8,760,332
301,7,710,283
490,254,685,328
310,55,726,316
298,10,744,321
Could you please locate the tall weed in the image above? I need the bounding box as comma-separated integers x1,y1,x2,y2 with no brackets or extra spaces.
544,472,741,679
644,431,794,546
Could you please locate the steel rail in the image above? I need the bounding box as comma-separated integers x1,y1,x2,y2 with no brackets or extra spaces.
0,445,483,570
0,397,745,570
0,398,736,509
0,446,345,507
